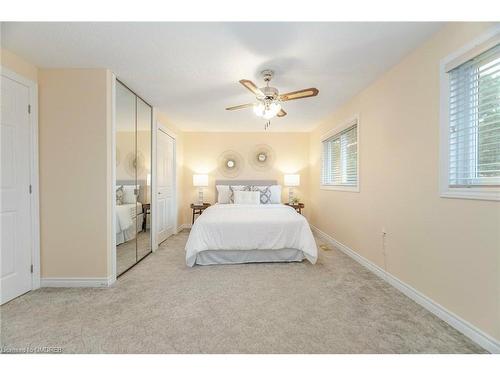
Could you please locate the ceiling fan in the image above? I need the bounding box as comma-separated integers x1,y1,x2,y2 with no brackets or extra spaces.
226,70,319,129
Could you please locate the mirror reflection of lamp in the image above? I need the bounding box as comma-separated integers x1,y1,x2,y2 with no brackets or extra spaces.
193,174,209,204
284,174,300,204
146,173,151,203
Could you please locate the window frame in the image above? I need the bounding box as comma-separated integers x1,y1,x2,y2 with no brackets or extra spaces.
320,115,360,192
439,27,500,201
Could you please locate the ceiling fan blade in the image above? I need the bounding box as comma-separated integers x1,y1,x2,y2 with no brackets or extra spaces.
280,88,319,102
239,79,264,97
225,103,254,111
277,109,287,117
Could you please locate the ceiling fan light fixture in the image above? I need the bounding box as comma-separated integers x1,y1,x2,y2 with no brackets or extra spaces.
254,100,281,119
267,102,281,116
226,70,319,128
253,102,266,117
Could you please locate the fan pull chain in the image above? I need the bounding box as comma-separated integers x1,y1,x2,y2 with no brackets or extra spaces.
264,120,271,130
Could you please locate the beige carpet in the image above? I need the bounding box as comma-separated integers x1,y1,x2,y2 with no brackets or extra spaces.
0,230,485,353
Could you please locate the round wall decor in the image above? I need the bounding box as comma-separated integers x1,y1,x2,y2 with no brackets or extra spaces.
125,151,146,177
249,144,275,171
218,150,244,178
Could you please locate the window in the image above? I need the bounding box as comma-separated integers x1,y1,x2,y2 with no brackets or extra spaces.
440,32,500,201
321,118,359,191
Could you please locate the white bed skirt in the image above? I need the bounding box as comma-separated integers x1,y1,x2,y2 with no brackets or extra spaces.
195,249,305,266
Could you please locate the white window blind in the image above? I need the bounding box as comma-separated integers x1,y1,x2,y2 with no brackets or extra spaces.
448,43,500,187
321,123,358,187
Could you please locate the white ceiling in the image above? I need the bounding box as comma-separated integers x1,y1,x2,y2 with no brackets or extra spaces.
1,22,442,132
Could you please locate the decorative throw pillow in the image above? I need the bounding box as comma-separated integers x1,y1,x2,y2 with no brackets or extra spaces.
268,185,282,204
122,185,137,204
116,185,124,205
229,185,251,203
251,186,272,204
233,190,261,205
216,185,231,204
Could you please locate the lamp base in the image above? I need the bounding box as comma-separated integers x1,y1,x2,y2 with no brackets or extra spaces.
198,189,204,205
288,187,294,204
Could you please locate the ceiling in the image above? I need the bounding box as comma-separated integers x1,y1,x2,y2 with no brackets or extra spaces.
1,22,443,132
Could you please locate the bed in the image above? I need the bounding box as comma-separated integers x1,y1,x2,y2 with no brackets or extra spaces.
116,184,145,246
185,180,317,266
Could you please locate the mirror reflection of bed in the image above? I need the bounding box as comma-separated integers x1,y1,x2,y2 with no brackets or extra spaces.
115,183,151,275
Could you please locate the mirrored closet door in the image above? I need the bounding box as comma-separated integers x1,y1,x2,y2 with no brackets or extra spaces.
115,80,152,276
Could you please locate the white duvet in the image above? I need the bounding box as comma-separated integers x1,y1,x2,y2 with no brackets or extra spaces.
185,204,318,267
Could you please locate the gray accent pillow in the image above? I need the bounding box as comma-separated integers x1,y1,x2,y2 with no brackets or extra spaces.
229,185,251,203
116,185,124,205
251,186,272,204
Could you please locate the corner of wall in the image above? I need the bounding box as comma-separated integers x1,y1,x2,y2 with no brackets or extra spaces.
1,48,38,82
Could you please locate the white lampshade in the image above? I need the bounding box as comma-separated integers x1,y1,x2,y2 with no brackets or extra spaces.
193,174,208,187
284,174,300,187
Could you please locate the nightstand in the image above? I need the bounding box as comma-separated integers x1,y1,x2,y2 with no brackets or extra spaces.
285,202,304,214
142,203,151,231
190,203,211,224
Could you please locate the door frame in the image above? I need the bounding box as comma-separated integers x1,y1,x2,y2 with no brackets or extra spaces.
153,119,177,250
1,66,40,291
110,73,117,284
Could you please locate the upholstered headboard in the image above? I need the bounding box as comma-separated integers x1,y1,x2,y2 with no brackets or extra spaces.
214,179,278,201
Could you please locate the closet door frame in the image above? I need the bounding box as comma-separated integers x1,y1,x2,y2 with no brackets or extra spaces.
111,75,153,282
152,117,177,251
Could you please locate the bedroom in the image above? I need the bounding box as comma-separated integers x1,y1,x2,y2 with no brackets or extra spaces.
1,1,499,372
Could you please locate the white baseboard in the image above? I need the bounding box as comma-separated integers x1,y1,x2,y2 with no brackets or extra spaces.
41,277,113,288
310,224,500,354
177,223,191,232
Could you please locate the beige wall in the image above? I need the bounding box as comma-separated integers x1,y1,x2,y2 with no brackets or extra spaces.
308,22,500,341
39,69,113,278
1,48,38,82
182,132,310,224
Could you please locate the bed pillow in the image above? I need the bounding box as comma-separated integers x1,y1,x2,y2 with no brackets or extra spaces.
229,185,251,203
251,186,272,204
122,185,137,204
116,185,124,205
269,185,282,204
216,185,231,204
233,190,261,205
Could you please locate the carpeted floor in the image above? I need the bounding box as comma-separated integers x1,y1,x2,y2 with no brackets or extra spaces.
0,230,486,354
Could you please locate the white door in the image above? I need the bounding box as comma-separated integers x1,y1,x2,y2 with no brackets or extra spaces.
1,73,33,304
157,129,175,244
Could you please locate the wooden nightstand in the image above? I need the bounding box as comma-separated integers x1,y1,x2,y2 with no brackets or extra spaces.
190,203,211,224
142,203,151,231
285,202,304,214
